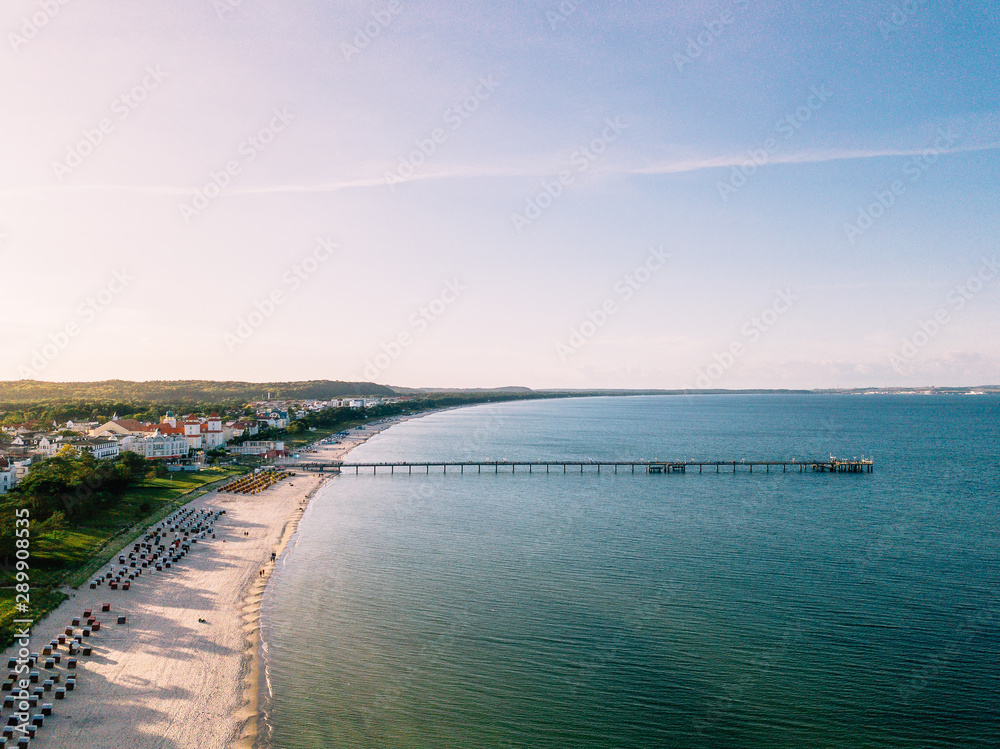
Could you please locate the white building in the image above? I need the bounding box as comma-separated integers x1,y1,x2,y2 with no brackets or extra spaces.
64,420,99,433
227,420,260,440
121,433,191,460
229,440,286,456
13,459,32,481
78,438,121,460
0,461,15,494
259,410,290,429
201,413,225,448
34,436,57,458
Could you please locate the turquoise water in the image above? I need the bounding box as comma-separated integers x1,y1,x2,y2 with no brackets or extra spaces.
260,395,1000,748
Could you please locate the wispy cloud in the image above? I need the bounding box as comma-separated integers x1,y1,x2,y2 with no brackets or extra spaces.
3,139,999,200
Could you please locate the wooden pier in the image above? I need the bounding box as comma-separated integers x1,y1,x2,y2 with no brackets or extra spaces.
292,458,873,475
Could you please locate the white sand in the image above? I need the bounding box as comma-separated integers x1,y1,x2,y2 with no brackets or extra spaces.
0,416,407,749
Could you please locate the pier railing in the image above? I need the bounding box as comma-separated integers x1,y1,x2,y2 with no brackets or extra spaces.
290,458,874,475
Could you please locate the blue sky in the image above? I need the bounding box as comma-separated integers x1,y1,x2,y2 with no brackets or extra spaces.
2,0,998,388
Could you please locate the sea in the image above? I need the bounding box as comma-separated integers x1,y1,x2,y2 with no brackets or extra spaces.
259,394,1000,748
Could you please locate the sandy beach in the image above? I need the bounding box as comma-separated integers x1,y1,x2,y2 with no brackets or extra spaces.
0,417,406,749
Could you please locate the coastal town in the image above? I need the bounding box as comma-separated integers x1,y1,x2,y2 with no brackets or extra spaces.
0,396,399,495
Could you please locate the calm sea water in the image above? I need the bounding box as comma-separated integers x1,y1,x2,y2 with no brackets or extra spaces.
260,395,1000,748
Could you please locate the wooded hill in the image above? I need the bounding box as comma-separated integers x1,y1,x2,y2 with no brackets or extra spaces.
0,380,397,406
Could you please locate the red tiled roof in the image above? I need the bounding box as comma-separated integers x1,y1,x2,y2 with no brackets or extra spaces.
155,423,185,435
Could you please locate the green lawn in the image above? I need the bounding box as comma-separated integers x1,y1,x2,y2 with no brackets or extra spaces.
0,466,245,645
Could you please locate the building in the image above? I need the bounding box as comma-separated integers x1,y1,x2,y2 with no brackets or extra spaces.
64,420,99,433
121,432,191,460
90,419,152,438
76,438,121,460
228,420,260,439
0,458,15,495
9,434,33,448
229,440,286,456
150,412,228,450
201,413,225,448
33,436,57,458
260,410,290,429
9,433,60,458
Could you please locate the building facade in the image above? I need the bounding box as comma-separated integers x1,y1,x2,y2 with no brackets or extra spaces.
121,433,191,460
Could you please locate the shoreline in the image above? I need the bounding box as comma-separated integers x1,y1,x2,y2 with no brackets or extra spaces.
0,411,422,749
244,414,414,749
235,475,327,749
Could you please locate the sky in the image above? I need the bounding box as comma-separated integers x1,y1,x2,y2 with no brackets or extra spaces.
2,0,999,389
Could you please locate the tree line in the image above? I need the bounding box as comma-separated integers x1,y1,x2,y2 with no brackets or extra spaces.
0,379,397,406
0,449,153,561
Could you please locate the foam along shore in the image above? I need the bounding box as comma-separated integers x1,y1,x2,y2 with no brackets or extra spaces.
0,416,407,749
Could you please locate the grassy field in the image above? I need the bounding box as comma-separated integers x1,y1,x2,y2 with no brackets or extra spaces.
0,466,244,646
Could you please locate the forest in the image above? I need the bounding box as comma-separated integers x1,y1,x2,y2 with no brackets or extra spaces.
0,379,396,405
